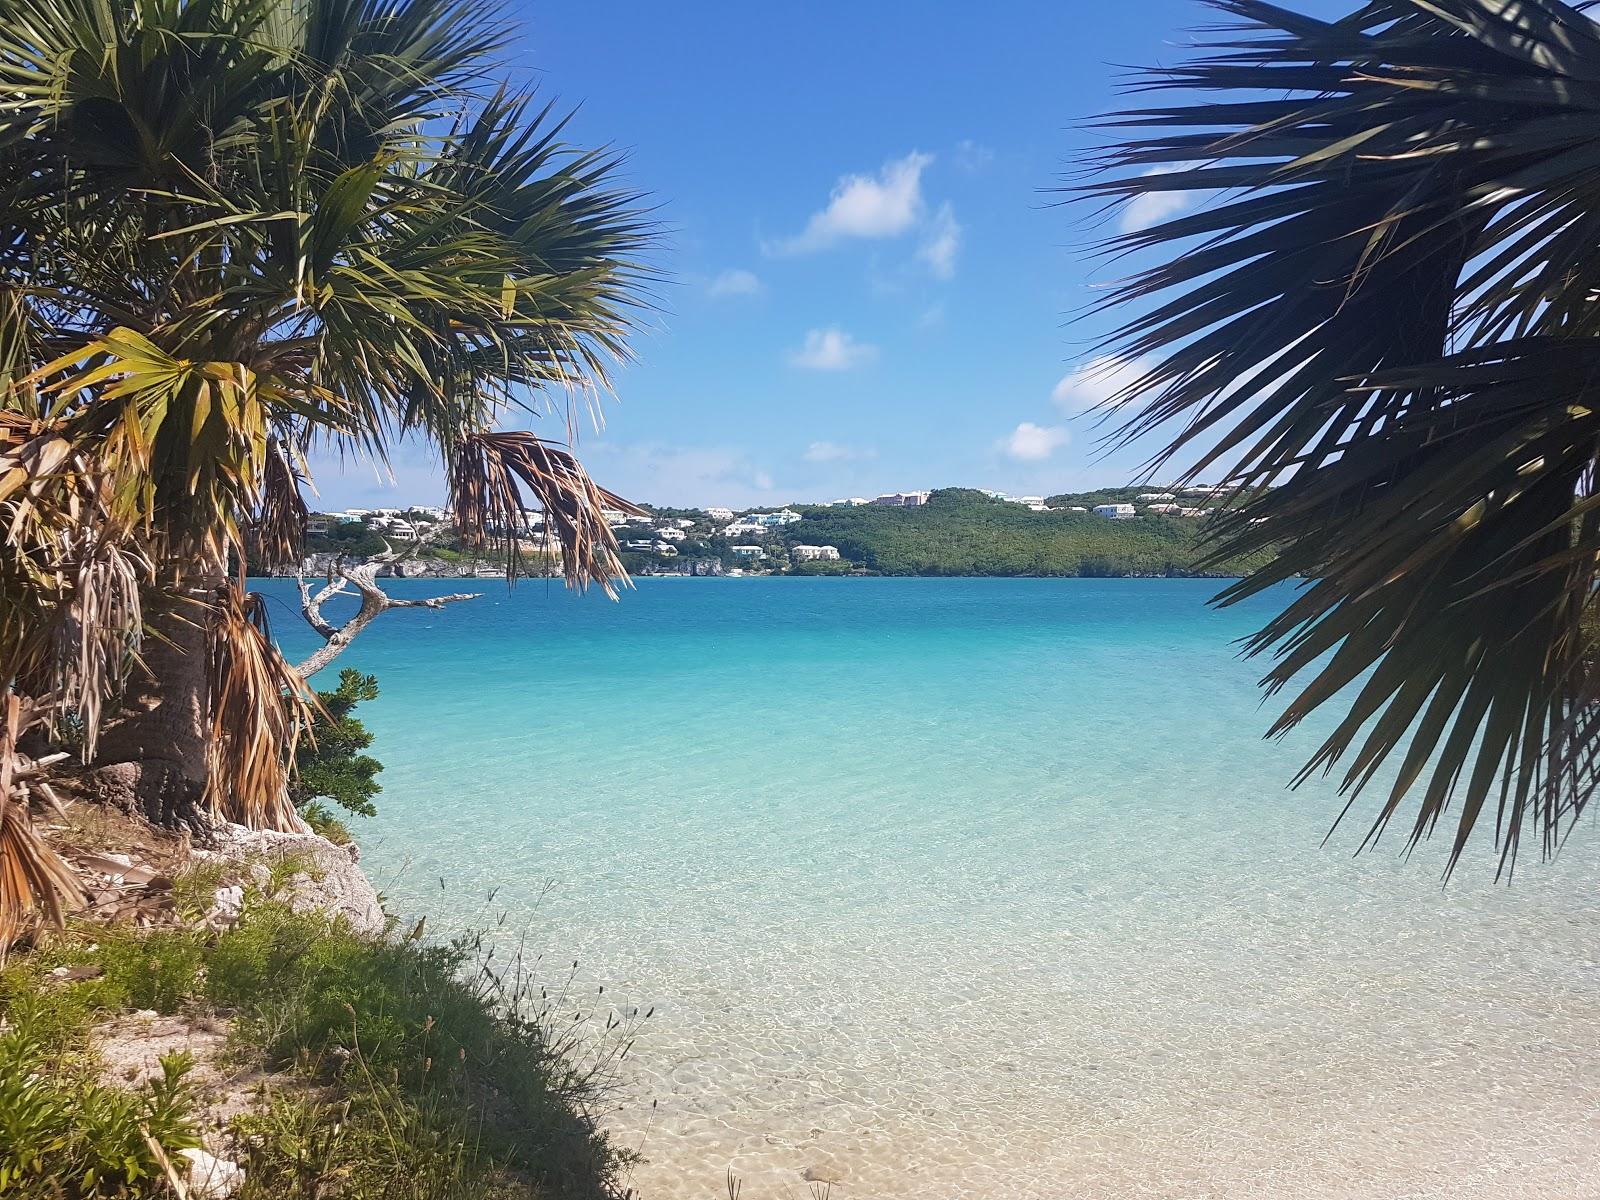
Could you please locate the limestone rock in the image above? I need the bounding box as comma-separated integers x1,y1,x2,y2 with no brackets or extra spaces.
178,1147,245,1198
198,824,385,935
206,884,245,929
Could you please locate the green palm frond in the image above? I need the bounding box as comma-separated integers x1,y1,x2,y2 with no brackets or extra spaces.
1079,0,1600,875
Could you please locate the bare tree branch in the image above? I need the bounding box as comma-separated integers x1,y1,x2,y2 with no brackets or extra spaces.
292,541,479,679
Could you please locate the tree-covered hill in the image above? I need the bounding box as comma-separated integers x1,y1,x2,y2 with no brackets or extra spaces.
775,488,1269,577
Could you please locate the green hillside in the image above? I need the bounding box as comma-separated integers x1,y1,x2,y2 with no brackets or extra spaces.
768,488,1267,577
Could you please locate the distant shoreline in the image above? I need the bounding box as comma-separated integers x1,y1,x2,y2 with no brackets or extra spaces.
254,568,1252,582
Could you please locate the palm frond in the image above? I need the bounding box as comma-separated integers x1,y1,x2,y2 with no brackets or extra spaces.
0,413,148,758
205,585,319,832
449,430,639,595
0,693,84,949
1079,0,1600,874
249,439,310,571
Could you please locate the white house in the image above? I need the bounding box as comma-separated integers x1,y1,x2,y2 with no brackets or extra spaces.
655,526,686,541
872,490,931,507
674,518,696,529
791,544,841,562
832,497,871,507
1093,503,1137,520
1146,503,1183,515
749,509,802,527
1067,506,1088,513
654,542,678,556
730,545,765,559
706,507,735,521
722,520,765,538
1137,492,1177,502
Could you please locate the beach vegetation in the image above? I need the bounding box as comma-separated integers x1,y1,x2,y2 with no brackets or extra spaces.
0,899,637,1198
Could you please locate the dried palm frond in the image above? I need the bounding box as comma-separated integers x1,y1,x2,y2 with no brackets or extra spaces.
249,438,310,571
449,429,640,595
205,585,320,832
1,412,149,758
49,536,148,763
0,693,83,949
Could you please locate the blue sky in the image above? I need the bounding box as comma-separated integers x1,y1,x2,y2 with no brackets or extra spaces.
316,0,1216,510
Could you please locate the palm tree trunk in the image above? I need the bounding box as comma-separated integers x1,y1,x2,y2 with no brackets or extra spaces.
93,563,223,827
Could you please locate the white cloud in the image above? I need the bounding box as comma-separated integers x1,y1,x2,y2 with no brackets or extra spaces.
916,203,961,279
708,268,763,298
788,327,878,371
1119,163,1201,234
1000,422,1071,462
768,152,932,255
584,442,784,508
803,440,876,463
954,139,994,173
1052,356,1153,411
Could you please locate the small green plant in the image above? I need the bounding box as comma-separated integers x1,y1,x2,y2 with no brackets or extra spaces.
0,1018,199,1195
235,1085,526,1200
291,669,384,843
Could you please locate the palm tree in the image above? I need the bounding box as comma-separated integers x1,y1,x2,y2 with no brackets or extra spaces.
0,0,651,936
1080,0,1600,876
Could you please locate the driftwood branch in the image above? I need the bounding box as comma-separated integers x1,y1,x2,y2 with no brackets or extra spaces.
293,541,479,679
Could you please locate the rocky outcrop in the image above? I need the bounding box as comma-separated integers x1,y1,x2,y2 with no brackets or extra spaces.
195,823,386,935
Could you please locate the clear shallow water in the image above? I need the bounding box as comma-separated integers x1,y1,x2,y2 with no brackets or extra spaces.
264,577,1600,1199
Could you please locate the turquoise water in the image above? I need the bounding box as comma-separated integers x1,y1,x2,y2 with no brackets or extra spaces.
264,577,1600,1199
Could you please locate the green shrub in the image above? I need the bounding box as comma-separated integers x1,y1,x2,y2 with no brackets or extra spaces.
290,669,384,841
100,929,209,1015
0,1015,199,1196
235,1085,532,1200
